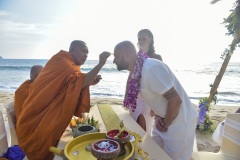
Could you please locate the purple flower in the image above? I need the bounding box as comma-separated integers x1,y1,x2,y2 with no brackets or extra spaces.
198,101,208,125
124,51,148,112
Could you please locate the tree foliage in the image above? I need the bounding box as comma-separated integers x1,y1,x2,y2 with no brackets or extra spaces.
197,0,240,133
212,0,240,52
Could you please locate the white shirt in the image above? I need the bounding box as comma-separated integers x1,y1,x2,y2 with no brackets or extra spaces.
140,58,198,124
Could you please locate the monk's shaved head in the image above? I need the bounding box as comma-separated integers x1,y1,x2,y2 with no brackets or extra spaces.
69,40,86,53
69,40,88,65
30,65,43,81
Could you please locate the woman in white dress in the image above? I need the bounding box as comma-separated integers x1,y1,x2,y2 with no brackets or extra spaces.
124,29,163,133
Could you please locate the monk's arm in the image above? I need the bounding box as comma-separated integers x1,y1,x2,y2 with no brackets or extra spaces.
83,63,104,88
83,51,110,88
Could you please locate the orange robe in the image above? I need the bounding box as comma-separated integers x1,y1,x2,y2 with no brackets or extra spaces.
16,50,90,160
14,80,32,122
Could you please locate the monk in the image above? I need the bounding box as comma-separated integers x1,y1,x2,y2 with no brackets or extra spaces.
14,65,43,123
16,40,110,160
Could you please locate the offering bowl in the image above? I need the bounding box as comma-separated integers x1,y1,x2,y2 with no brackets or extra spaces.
72,125,98,138
106,129,130,156
91,139,120,160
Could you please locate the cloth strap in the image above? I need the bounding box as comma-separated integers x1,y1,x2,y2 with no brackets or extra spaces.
97,104,126,131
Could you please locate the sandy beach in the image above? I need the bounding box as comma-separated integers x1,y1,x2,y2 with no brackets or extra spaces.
0,91,239,153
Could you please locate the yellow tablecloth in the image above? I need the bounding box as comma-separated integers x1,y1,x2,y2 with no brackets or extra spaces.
54,104,172,160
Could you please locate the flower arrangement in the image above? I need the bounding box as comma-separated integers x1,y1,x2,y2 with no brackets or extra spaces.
197,85,218,133
124,51,148,112
70,113,100,132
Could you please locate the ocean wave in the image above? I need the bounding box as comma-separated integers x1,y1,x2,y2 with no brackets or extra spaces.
218,92,240,96
0,85,18,90
174,63,240,76
81,67,121,72
0,66,31,70
91,92,124,98
216,98,240,103
0,65,120,72
0,60,239,106
189,96,240,106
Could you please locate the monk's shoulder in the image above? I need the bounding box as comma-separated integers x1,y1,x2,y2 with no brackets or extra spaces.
15,80,31,93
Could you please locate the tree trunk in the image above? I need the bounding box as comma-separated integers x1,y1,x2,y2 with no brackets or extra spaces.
207,50,233,105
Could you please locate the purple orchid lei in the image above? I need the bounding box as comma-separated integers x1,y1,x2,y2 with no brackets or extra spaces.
123,51,149,112
198,101,208,125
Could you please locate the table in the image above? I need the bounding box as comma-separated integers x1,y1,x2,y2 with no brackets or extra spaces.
54,104,172,160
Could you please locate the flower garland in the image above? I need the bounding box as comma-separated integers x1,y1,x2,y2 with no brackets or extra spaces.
197,96,216,133
123,51,149,112
198,99,208,125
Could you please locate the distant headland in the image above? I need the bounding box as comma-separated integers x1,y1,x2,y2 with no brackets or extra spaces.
0,56,3,59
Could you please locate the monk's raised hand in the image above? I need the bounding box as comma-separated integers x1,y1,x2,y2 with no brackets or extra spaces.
99,51,111,65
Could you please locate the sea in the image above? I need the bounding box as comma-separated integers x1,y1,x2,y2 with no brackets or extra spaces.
0,59,239,106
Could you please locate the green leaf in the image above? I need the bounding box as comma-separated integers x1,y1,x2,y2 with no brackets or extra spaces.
91,116,94,126
87,118,90,124
232,13,238,31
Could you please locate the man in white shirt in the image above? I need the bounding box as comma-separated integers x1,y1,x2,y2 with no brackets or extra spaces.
113,41,198,160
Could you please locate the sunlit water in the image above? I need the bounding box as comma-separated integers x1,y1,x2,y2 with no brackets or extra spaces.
0,59,239,106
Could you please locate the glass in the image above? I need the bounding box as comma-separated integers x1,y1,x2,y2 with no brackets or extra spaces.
136,137,149,160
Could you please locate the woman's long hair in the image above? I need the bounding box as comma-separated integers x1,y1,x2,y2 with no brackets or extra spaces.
137,29,155,56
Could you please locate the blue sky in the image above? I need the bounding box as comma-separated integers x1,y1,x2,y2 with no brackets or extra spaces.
0,0,239,64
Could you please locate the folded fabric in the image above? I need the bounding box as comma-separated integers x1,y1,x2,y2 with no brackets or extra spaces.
1,145,25,160
212,120,225,146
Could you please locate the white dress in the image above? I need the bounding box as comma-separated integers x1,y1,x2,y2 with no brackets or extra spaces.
129,94,154,134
